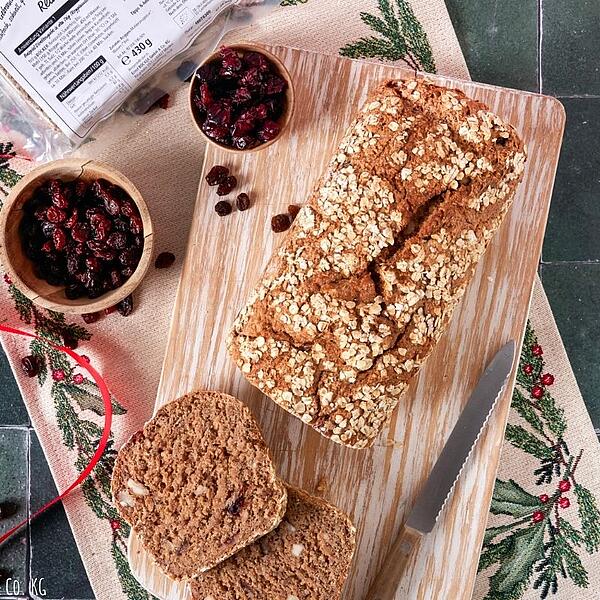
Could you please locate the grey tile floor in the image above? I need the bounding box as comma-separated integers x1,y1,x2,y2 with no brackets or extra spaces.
0,1,599,597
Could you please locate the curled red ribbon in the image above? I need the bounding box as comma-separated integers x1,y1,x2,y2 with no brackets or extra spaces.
0,323,113,545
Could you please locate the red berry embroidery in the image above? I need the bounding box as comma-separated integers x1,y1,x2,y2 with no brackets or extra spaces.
523,364,534,375
539,494,549,503
559,497,570,509
532,510,544,523
532,344,543,356
541,373,555,386
558,479,571,493
72,373,84,385
531,385,544,400
52,369,65,382
110,519,121,531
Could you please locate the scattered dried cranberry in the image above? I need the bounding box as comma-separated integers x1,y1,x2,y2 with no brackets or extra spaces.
89,212,112,240
19,177,144,302
106,232,128,249
258,120,281,142
155,252,176,269
65,284,84,300
85,256,101,272
217,175,237,196
109,270,123,288
215,201,232,216
46,206,66,223
104,305,117,315
205,165,229,186
129,215,143,235
236,193,251,211
71,223,90,242
271,213,291,233
52,227,67,251
117,294,134,317
48,179,70,208
288,204,301,220
21,355,40,378
226,494,245,516
82,312,100,324
192,46,288,150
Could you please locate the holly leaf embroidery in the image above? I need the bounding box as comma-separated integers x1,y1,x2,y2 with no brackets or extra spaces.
479,534,516,573
490,479,541,518
481,322,600,599
487,524,546,599
484,522,528,546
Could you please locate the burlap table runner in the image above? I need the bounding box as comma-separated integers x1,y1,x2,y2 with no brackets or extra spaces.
0,1,598,599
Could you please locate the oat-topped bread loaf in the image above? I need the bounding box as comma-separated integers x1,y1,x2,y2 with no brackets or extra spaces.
111,391,287,580
190,486,356,600
228,78,526,449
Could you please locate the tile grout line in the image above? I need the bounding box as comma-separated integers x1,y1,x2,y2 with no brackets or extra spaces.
540,260,600,266
26,427,31,600
557,94,600,99
541,259,600,265
538,0,543,94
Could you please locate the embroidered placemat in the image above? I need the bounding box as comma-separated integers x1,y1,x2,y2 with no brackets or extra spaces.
0,2,598,599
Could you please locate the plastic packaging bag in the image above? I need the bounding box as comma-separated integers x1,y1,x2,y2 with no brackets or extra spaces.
0,0,279,162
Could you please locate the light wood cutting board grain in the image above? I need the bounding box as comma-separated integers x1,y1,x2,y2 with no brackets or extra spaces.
127,46,565,600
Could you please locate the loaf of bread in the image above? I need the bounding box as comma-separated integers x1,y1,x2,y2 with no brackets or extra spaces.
227,78,526,449
111,391,287,580
190,486,356,600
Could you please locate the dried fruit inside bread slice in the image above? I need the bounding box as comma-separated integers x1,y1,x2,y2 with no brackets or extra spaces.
190,486,356,600
111,390,287,580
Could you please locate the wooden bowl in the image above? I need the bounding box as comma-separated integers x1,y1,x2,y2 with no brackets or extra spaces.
0,159,154,314
189,44,295,153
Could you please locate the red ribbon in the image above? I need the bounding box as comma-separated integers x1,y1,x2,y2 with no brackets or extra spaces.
0,324,113,545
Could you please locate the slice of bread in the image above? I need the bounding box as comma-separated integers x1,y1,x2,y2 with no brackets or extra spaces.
190,487,356,600
111,391,287,580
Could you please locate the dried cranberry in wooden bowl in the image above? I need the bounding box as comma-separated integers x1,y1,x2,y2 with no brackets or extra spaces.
189,45,295,153
0,159,153,314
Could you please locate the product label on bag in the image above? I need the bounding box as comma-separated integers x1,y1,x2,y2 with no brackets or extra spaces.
0,0,236,140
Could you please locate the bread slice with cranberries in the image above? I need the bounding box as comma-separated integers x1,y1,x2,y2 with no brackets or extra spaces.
111,390,287,580
190,486,356,600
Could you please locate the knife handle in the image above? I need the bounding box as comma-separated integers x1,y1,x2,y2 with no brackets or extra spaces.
365,525,423,600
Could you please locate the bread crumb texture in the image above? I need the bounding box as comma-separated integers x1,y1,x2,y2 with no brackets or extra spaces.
110,391,287,580
228,78,527,449
190,487,356,600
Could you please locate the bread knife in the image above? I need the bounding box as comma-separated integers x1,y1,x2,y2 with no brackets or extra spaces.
366,340,517,600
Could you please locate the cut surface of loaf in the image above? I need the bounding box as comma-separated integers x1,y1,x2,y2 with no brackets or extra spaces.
111,391,287,580
227,78,526,449
190,486,356,600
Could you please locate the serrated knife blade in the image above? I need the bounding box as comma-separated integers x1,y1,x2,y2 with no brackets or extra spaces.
406,339,516,533
366,340,516,600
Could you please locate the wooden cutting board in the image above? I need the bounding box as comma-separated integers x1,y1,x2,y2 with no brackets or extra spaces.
127,46,565,599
